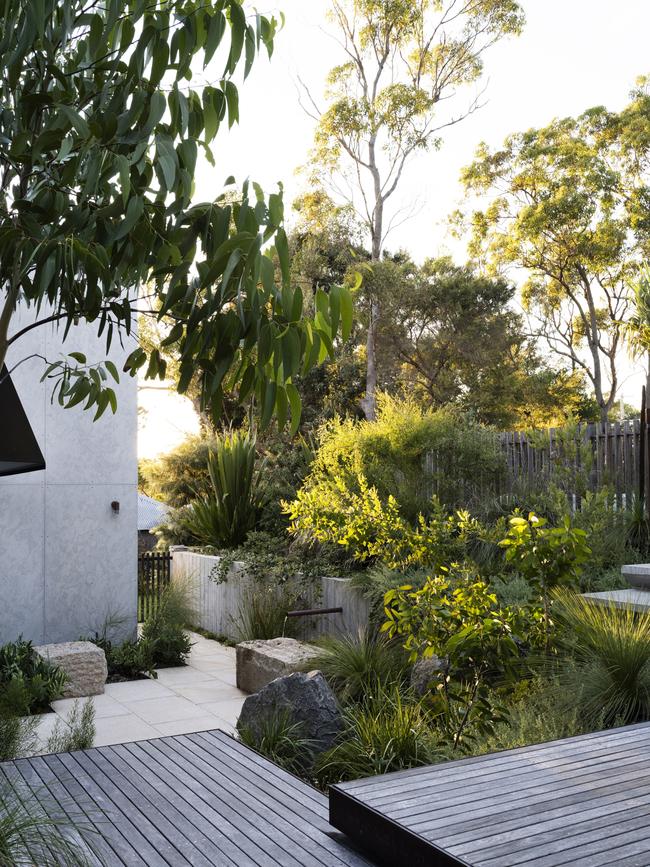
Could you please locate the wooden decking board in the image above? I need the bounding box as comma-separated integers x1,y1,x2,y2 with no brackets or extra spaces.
0,728,376,867
134,738,308,867
387,745,648,820
349,724,650,802
145,737,321,867
411,765,650,835
329,722,650,867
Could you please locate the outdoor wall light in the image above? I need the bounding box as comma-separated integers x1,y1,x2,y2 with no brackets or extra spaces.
111,500,120,514
0,365,45,477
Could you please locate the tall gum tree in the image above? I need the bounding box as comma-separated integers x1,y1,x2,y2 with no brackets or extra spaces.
301,0,524,419
0,0,352,432
460,99,650,424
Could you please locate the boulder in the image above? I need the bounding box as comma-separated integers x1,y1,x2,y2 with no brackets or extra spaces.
236,637,320,694
410,655,446,697
237,670,343,753
34,641,107,698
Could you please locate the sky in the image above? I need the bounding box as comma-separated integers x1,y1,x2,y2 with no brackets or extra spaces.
138,0,650,458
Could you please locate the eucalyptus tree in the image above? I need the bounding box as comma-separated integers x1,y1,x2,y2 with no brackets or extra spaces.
302,0,524,418
0,0,351,432
461,103,650,423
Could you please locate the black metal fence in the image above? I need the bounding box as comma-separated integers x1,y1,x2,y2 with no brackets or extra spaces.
138,551,172,622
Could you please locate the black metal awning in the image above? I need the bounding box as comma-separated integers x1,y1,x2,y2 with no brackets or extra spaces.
0,365,45,476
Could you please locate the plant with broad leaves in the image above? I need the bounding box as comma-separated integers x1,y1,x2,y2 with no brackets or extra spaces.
0,0,353,430
499,512,591,650
383,569,521,749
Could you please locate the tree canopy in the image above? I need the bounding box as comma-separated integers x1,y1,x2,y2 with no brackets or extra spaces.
0,0,352,432
302,0,524,419
460,95,650,422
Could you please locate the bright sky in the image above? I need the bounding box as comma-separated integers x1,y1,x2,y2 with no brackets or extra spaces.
138,0,650,459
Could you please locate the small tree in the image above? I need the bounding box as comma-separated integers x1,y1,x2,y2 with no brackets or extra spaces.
499,512,590,651
0,1,352,430
302,0,524,418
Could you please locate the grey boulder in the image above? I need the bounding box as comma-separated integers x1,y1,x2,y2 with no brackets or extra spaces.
237,669,343,753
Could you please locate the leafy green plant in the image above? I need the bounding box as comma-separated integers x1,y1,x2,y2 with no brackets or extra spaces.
383,569,521,749
0,778,99,867
315,683,439,786
0,639,67,715
500,512,590,649
46,700,96,754
309,629,408,703
553,592,650,727
183,430,266,548
237,710,315,775
140,583,194,668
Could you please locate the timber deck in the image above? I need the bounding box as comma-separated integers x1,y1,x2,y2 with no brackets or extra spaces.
1,728,375,866
330,721,650,867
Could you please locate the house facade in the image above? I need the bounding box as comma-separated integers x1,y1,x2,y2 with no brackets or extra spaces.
0,307,138,645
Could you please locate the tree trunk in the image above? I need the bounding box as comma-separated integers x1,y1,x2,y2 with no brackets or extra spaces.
360,154,383,422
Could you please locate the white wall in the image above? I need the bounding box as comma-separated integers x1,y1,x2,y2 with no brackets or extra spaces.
0,307,138,645
171,549,370,642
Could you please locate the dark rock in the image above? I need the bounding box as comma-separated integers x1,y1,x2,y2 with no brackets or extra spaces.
410,655,446,696
237,669,343,753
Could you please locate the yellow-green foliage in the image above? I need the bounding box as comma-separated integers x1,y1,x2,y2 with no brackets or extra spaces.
284,393,504,521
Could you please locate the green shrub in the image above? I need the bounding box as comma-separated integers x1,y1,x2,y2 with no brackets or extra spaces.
0,639,67,715
553,592,650,727
474,678,585,754
500,512,590,649
182,429,266,549
140,583,194,668
309,629,408,703
287,394,505,524
315,683,439,786
384,569,522,748
237,710,315,775
139,433,217,507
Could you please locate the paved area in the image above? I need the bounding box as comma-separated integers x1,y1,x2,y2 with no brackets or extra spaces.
34,632,245,750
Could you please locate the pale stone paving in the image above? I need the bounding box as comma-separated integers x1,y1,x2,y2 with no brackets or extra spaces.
33,631,246,750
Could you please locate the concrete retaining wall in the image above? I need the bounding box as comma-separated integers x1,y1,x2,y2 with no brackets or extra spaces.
171,548,370,642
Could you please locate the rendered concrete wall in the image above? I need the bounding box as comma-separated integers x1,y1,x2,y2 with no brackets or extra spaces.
171,548,370,641
0,307,138,645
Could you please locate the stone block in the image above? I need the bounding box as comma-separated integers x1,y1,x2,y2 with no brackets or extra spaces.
34,641,107,698
236,637,320,694
622,563,650,590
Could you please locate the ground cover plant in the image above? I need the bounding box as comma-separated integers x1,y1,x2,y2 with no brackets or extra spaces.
0,639,67,716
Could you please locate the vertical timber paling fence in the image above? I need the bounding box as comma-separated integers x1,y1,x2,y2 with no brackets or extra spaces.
499,418,650,509
138,551,172,621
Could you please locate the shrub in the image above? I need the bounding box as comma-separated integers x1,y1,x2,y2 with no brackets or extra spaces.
308,629,408,703
182,429,266,548
287,394,505,524
285,474,470,571
315,683,439,786
237,710,315,775
553,592,650,727
140,583,194,668
500,512,590,649
383,569,521,749
0,713,38,762
139,433,217,507
0,639,67,715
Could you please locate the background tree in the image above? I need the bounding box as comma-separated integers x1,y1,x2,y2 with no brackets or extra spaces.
301,0,524,419
0,0,351,431
460,102,650,423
